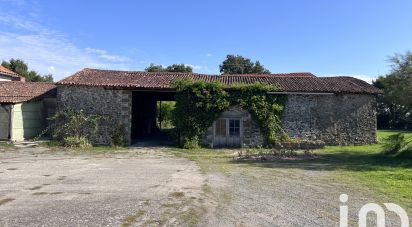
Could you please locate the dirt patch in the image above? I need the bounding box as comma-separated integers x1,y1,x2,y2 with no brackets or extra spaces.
32,192,49,196
0,198,15,206
169,191,185,198
28,186,42,190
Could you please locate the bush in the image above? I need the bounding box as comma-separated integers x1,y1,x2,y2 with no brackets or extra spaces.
112,124,127,147
49,109,104,141
62,136,91,148
37,109,108,147
182,137,200,149
383,133,412,156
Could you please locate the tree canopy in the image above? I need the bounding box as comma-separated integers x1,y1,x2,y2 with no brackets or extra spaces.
145,63,193,73
219,55,271,74
373,51,412,130
1,58,53,82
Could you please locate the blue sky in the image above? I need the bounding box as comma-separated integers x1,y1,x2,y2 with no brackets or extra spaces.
0,0,411,82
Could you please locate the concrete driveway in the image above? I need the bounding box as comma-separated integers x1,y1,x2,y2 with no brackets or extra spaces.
0,147,205,226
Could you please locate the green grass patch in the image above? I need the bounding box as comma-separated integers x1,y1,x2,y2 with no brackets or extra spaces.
121,209,146,227
40,141,128,153
0,142,15,148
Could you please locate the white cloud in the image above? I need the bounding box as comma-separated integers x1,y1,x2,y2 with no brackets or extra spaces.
0,12,132,80
85,47,130,63
206,53,213,57
185,64,204,70
47,65,55,74
85,47,107,55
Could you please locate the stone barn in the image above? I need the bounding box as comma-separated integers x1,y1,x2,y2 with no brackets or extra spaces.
56,68,381,147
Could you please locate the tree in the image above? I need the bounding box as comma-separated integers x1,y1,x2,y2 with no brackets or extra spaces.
1,58,53,82
145,63,193,73
166,64,192,73
219,55,271,74
373,51,412,130
145,63,165,72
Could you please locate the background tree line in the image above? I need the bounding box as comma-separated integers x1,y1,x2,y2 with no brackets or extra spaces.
145,55,271,74
373,51,412,130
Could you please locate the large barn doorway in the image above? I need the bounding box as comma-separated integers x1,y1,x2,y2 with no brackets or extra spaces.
131,91,175,146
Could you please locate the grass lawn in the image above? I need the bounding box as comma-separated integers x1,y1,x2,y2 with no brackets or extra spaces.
311,130,412,208
169,130,412,210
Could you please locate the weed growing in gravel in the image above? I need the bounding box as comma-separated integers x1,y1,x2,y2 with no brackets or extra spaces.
170,191,185,198
121,209,146,227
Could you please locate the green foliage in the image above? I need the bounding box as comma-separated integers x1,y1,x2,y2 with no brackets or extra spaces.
166,64,193,73
172,79,288,148
62,136,92,148
145,63,165,72
156,101,176,129
49,109,102,140
182,137,201,149
112,123,127,147
383,132,412,156
145,63,193,73
219,55,271,74
373,51,412,130
1,58,53,82
45,109,105,147
172,79,229,148
229,83,288,145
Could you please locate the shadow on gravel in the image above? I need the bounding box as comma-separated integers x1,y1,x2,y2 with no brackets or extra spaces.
231,152,412,172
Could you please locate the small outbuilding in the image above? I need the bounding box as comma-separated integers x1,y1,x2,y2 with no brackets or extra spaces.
0,66,25,82
0,82,56,141
56,68,382,147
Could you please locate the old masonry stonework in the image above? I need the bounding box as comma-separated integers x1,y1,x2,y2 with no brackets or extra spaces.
57,86,132,145
282,94,377,145
57,85,377,146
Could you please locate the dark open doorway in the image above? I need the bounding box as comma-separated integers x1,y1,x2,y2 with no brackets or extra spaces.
131,91,175,146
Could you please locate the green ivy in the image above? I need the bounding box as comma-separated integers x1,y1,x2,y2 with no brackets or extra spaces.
172,79,288,148
172,79,230,148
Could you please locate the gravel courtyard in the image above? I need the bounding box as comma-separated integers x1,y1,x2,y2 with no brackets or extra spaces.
0,146,404,226
0,147,206,226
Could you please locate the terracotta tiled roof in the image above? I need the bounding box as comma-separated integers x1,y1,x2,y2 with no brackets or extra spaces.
0,82,56,103
57,68,382,94
0,66,21,77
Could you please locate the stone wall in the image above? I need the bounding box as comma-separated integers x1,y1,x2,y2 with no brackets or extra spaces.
57,85,132,145
282,94,377,145
56,85,377,147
